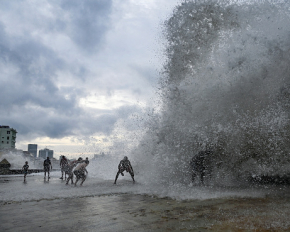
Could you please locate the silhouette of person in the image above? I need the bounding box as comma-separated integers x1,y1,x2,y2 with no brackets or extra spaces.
190,150,212,184
114,156,135,184
43,157,52,179
22,161,29,182
60,155,69,180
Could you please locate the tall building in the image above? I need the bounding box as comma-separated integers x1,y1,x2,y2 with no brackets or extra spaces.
0,125,17,150
28,144,38,157
39,148,54,159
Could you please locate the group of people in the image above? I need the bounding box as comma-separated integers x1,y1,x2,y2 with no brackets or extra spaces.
21,156,54,182
59,156,90,186
22,155,135,185
22,151,210,185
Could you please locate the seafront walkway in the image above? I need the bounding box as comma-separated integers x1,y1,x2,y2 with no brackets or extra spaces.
1,175,290,231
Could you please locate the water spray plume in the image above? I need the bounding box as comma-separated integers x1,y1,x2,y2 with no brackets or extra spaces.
134,0,290,186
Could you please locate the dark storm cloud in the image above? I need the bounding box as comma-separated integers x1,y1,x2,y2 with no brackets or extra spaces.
59,0,113,52
0,24,73,111
0,0,119,140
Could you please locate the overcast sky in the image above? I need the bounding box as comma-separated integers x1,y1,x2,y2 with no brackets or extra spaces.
0,0,180,158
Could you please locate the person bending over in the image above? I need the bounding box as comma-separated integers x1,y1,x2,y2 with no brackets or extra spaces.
65,157,83,185
74,159,89,186
114,156,135,184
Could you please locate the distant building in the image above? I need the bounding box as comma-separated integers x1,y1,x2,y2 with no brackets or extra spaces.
39,148,53,159
28,144,38,157
0,125,17,150
23,151,34,161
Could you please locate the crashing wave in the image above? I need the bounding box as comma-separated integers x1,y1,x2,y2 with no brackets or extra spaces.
134,0,290,186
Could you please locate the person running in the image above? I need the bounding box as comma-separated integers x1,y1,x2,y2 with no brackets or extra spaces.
114,156,135,184
59,155,69,180
65,157,83,185
43,157,52,179
22,161,29,182
74,159,89,186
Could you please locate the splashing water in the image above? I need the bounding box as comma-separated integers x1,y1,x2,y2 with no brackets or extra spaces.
0,150,37,169
3,1,290,204
133,0,290,187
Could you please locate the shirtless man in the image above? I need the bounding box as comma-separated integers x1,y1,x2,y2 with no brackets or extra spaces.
65,157,83,185
73,159,89,186
114,156,135,184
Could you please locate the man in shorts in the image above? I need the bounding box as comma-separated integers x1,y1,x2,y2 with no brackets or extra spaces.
43,157,52,179
60,155,69,180
114,156,135,184
65,157,83,185
73,159,89,186
22,161,29,182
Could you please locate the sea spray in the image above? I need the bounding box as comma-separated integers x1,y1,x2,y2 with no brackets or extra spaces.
133,0,290,187
0,150,37,169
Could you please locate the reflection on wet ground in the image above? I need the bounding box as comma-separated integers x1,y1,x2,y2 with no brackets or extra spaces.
1,193,290,231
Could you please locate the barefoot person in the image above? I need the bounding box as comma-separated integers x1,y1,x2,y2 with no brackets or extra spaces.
74,159,89,186
60,155,69,180
114,156,135,184
22,161,29,182
43,157,52,179
65,157,83,185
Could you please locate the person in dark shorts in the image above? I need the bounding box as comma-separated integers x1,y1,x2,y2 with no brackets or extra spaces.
22,161,29,182
60,155,69,180
114,156,135,184
65,157,83,185
73,159,89,186
43,157,52,179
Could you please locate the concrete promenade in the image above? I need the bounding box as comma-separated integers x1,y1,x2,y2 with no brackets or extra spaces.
1,175,290,231
2,193,290,231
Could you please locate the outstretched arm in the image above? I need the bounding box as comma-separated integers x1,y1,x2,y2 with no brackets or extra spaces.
118,161,122,169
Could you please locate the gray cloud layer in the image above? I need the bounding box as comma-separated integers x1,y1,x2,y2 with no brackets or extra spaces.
0,0,132,140
0,0,178,152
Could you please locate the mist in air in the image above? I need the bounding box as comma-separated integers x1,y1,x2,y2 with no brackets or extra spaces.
133,0,290,187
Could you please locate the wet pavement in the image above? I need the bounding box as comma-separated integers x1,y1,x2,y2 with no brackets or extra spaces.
2,193,290,231
1,174,290,231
